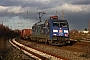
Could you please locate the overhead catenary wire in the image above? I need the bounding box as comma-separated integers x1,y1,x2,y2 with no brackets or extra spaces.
5,0,75,30
34,0,68,21
16,0,31,16
40,0,67,19
8,0,23,18
8,0,31,30
44,0,67,12
17,0,31,29
43,0,81,20
11,0,68,19
7,0,30,20
5,0,23,30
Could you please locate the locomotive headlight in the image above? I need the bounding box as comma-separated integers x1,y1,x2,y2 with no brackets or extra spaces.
64,30,68,33
53,34,57,36
53,30,58,32
65,34,68,37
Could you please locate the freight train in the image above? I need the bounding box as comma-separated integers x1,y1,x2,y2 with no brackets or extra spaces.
20,29,32,39
31,15,70,45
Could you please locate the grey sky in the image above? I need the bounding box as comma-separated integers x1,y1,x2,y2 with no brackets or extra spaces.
0,0,90,30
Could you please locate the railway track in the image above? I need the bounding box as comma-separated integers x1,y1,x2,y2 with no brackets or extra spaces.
15,38,90,60
17,39,90,53
9,38,68,60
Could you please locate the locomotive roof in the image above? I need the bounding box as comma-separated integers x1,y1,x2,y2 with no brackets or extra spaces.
48,19,68,22
33,20,46,26
33,19,68,26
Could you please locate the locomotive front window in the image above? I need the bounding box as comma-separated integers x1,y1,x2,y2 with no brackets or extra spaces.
53,22,59,27
60,22,68,27
53,21,68,27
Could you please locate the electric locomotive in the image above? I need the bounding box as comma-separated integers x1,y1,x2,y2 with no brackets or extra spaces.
31,15,70,45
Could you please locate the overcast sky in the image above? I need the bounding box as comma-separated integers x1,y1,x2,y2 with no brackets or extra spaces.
0,0,90,30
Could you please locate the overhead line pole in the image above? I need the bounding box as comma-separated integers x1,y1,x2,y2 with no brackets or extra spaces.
62,10,64,20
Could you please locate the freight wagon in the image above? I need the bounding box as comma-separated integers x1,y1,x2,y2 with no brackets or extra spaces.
20,29,32,39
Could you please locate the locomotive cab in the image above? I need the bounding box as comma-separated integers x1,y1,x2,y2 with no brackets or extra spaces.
51,20,69,45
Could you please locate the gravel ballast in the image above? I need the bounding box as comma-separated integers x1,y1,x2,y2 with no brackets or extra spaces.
16,39,90,60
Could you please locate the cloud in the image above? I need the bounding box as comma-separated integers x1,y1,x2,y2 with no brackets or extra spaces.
8,6,25,14
36,0,50,2
0,6,9,12
60,3,90,13
0,0,90,30
4,16,39,30
62,3,83,12
71,0,90,5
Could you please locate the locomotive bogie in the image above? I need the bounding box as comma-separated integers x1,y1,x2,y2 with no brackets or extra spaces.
53,37,69,45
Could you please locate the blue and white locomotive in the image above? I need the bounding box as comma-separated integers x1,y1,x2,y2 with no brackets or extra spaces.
31,15,70,45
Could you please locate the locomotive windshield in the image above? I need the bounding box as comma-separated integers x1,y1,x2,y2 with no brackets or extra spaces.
53,22,59,27
53,21,68,27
